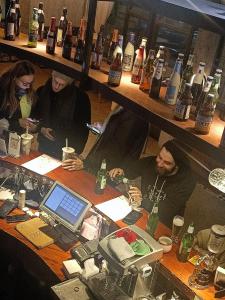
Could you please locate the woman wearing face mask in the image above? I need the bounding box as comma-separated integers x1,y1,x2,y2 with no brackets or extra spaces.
0,60,37,134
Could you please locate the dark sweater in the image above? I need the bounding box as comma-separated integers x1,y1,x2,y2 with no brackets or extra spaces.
34,79,91,158
125,156,196,228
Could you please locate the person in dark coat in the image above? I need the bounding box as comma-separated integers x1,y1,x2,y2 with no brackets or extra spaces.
34,71,91,159
62,103,149,174
109,140,196,228
0,60,37,134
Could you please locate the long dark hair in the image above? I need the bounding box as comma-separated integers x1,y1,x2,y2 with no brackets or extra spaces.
0,60,35,114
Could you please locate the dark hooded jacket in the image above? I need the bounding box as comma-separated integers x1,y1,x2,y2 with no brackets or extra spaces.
125,155,196,228
34,79,91,158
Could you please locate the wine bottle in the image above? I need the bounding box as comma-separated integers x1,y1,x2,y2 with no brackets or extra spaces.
56,7,68,47
146,202,159,237
74,18,86,64
46,17,56,54
178,223,195,262
131,46,144,84
139,49,155,92
62,21,73,60
15,0,21,36
107,28,118,65
5,0,16,41
95,159,107,194
37,2,45,42
108,53,122,87
195,93,215,135
27,8,39,48
122,32,135,72
174,83,193,121
149,59,164,99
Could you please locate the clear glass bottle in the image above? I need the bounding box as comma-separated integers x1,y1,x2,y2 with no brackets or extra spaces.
108,53,122,87
191,62,206,106
195,75,213,117
139,49,155,92
131,46,144,84
107,28,118,65
95,159,107,194
146,202,159,237
37,2,45,42
178,222,195,262
122,32,135,72
113,34,123,62
165,59,182,105
27,8,39,48
209,69,222,108
174,83,193,121
138,37,147,62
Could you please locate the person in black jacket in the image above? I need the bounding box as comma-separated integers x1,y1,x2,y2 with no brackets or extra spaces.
109,140,196,228
62,103,149,174
34,70,91,159
0,60,37,134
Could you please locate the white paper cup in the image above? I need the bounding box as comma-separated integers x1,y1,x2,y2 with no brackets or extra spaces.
62,147,75,161
158,236,173,253
21,133,33,155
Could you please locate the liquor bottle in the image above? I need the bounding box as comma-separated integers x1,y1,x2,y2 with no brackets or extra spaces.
195,75,213,117
131,47,144,84
113,34,123,62
165,59,182,105
149,59,164,99
27,8,39,48
191,62,206,106
62,21,73,60
95,25,104,70
179,54,194,95
178,223,195,262
37,2,45,42
139,49,155,92
5,0,16,41
74,18,86,64
90,33,98,69
209,69,222,108
122,32,135,72
146,202,159,237
174,83,193,121
15,0,21,36
153,45,165,67
56,7,68,47
195,93,215,135
95,159,107,194
46,17,56,54
107,29,118,65
139,37,147,62
108,53,122,87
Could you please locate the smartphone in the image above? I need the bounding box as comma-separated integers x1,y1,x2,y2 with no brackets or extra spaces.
122,210,143,225
86,123,101,135
26,118,40,125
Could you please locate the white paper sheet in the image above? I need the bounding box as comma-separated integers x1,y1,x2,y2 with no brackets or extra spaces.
95,195,132,221
22,154,61,175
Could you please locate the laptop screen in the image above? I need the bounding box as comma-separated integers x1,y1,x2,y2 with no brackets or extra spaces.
39,182,91,232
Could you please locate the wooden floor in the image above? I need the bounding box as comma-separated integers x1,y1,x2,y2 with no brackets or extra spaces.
0,60,159,158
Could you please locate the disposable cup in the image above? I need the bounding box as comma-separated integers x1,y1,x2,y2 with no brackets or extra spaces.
21,133,33,155
62,147,75,161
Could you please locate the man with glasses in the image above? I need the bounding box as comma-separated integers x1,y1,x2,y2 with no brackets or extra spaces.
34,70,91,159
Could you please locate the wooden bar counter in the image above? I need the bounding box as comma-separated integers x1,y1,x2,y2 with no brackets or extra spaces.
0,153,217,299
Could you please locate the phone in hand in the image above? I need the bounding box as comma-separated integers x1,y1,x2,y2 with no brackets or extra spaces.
86,123,101,135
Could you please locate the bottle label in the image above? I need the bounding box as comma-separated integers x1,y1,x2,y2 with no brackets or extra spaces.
175,101,191,119
132,58,142,75
123,54,133,71
108,70,122,85
100,177,106,189
57,28,63,43
195,115,212,131
7,23,15,36
154,64,163,80
47,35,54,48
29,30,38,43
187,54,194,66
166,85,178,105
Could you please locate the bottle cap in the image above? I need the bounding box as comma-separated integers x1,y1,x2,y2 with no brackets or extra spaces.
216,69,223,74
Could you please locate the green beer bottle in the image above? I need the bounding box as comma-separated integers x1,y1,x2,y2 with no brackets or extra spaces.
178,222,194,262
95,159,107,194
146,202,159,237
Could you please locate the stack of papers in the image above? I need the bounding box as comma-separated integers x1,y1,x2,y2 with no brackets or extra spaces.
22,154,61,175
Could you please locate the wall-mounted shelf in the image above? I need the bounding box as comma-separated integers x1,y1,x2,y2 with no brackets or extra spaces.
1,29,225,164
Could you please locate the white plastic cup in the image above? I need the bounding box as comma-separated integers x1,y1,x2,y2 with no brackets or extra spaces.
62,147,75,161
18,189,26,210
21,133,33,155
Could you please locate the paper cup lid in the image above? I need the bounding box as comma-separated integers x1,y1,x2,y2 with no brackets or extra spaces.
62,147,75,153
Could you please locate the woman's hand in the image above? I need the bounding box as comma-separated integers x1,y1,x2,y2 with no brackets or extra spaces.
108,168,124,178
62,158,84,171
41,127,55,141
128,186,142,208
